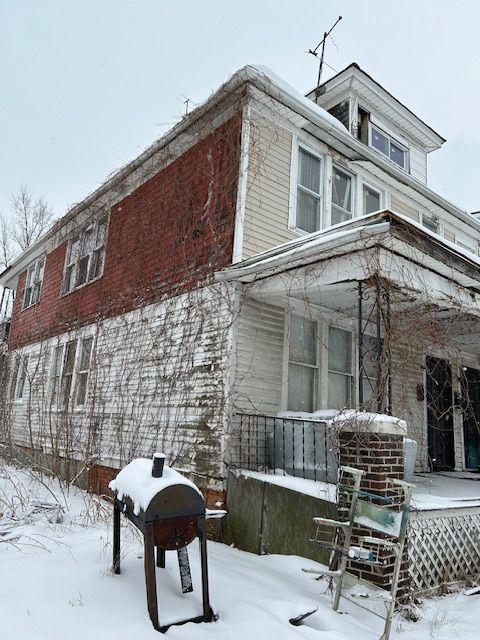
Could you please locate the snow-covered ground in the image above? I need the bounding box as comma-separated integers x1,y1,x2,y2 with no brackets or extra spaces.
1,460,479,640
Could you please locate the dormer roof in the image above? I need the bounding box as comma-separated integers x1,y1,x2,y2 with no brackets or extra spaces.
307,63,446,153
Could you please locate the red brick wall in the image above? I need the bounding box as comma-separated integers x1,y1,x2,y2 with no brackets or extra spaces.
9,116,241,350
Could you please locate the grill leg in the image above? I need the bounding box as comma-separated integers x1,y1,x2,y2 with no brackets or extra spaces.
156,547,165,568
144,523,160,630
113,500,121,574
198,517,213,622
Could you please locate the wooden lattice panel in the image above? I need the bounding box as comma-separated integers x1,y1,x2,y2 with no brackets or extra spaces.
408,506,480,594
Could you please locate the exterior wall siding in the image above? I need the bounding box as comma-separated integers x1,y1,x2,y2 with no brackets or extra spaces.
233,297,285,415
4,283,236,490
9,116,242,350
242,110,296,258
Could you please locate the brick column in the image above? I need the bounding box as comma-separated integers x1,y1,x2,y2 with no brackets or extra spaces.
337,417,410,599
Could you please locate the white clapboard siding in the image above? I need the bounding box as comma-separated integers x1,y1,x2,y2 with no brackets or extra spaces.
390,194,420,221
234,298,285,415
243,111,297,257
409,144,427,184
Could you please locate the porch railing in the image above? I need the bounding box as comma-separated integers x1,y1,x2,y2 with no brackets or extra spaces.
229,413,338,483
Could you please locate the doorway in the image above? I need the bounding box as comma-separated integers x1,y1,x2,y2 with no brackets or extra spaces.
426,356,455,470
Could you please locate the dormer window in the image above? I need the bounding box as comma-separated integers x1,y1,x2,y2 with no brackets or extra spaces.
370,125,408,170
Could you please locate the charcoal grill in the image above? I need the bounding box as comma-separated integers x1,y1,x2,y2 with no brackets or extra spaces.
110,453,215,632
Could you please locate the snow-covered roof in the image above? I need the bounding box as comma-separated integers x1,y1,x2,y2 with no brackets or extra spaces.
2,63,479,289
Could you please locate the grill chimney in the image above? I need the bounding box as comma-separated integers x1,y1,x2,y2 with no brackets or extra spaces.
152,453,166,478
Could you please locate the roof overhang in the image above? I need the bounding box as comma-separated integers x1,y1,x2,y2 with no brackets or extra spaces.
215,210,480,316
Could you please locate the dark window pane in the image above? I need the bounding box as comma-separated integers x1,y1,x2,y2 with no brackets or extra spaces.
390,141,406,168
364,186,381,214
328,327,352,374
371,127,389,155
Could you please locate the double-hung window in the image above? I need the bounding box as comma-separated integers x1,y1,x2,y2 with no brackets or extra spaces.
331,167,354,225
295,146,322,233
23,257,45,308
287,315,318,412
11,354,30,400
327,326,353,409
370,125,408,170
50,337,93,408
63,216,108,294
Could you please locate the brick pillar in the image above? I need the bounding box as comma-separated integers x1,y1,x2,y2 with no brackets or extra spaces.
337,417,410,599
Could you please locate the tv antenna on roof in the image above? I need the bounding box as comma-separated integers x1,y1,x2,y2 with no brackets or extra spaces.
308,15,342,99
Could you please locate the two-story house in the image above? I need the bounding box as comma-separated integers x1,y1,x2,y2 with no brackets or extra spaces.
2,63,480,497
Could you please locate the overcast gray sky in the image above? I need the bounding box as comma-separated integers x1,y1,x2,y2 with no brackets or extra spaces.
1,0,479,221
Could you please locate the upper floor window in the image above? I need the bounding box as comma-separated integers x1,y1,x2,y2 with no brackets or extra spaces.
63,216,108,294
332,167,354,225
23,257,45,309
370,125,408,170
295,146,323,233
363,183,383,215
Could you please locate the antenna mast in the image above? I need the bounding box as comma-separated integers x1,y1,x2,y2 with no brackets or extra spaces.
308,15,342,99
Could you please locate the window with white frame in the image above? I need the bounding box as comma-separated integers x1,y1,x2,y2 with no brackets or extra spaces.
23,256,45,309
331,166,354,225
295,146,323,233
11,354,30,400
50,336,93,408
370,125,408,170
327,326,353,409
63,216,108,294
363,183,382,215
287,315,318,412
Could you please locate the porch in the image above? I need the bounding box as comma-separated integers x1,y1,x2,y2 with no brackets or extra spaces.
220,210,480,473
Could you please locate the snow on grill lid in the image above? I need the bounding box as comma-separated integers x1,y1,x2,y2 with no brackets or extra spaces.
109,457,202,516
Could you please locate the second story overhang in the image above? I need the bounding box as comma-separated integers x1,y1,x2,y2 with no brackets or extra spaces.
216,210,480,318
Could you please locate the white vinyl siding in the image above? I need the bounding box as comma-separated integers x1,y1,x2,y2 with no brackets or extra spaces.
243,111,296,257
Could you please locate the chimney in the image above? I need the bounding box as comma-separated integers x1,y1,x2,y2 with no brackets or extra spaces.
152,453,166,478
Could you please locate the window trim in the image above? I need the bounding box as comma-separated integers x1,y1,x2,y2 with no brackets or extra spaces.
23,256,45,310
62,215,108,296
369,123,409,171
289,140,325,235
